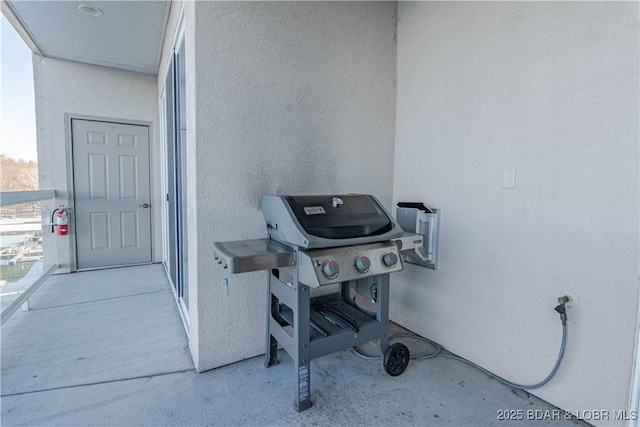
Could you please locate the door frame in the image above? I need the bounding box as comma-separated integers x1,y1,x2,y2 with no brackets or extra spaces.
159,6,190,333
159,87,170,280
64,113,156,272
160,65,190,332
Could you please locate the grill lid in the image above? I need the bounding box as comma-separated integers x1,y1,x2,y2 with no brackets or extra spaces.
262,194,404,249
285,195,392,239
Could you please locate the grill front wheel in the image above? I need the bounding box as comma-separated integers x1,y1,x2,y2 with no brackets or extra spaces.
383,343,410,376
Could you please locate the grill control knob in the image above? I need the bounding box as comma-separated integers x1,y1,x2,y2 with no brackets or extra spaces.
321,260,339,279
382,252,398,268
354,256,371,273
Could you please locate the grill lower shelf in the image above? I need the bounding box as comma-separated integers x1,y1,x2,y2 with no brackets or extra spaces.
275,297,377,340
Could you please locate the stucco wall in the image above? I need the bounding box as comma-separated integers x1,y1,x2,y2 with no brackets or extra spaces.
33,56,161,272
157,0,183,91
392,2,639,423
188,1,397,370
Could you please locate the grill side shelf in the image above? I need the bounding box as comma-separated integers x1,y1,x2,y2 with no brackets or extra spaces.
213,238,296,274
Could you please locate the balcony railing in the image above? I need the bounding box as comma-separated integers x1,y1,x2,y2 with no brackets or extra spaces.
0,190,57,325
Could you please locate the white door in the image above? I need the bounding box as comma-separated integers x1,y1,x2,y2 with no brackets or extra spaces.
72,119,152,269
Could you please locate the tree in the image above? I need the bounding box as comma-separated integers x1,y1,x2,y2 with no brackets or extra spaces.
0,155,39,191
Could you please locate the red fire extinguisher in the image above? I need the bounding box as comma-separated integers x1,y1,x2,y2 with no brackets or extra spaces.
51,205,69,236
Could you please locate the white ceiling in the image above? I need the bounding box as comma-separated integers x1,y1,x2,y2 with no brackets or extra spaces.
5,1,170,75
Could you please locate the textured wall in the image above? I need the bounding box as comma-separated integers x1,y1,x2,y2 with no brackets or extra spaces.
188,1,397,370
392,2,639,422
157,0,183,91
33,56,161,272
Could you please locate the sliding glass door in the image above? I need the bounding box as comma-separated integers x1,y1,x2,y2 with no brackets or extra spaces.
175,39,189,311
163,33,189,318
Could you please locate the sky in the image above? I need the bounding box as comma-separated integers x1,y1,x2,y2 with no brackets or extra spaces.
1,15,38,162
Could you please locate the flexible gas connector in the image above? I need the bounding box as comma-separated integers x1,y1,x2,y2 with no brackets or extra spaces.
353,296,572,390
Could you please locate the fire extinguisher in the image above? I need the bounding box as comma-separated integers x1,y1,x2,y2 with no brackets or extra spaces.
51,205,69,235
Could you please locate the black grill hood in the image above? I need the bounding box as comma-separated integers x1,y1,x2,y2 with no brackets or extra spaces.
262,194,404,249
285,195,393,239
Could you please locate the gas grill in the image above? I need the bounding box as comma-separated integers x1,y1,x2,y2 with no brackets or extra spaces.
214,194,423,411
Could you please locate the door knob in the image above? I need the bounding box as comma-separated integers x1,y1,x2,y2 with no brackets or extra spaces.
140,203,150,208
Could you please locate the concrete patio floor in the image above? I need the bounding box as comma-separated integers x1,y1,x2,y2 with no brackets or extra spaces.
1,264,587,426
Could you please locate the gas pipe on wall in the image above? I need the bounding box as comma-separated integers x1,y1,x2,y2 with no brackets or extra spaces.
51,205,69,235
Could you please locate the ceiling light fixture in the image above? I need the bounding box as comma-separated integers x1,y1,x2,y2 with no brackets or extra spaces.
78,4,103,17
